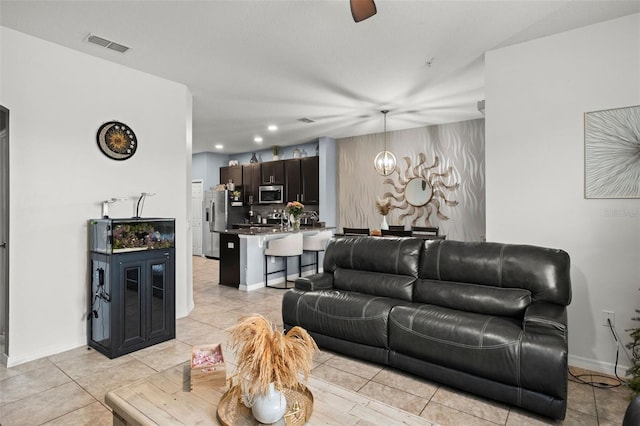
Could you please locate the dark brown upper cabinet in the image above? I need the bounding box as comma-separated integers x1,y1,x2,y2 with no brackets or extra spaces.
284,156,319,204
242,163,261,205
260,160,285,185
220,165,242,186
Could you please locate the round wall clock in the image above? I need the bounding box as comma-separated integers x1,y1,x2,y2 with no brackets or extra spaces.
97,121,137,160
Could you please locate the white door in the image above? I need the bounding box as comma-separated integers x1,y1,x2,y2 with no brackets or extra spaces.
191,180,204,256
0,106,9,363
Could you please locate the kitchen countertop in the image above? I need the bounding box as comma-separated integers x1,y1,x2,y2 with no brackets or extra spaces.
217,225,334,236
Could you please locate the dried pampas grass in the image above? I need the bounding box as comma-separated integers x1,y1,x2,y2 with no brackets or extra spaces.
375,196,391,216
228,314,318,397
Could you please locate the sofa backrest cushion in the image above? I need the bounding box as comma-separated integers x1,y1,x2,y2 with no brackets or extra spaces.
324,236,422,277
414,279,532,318
418,240,571,305
334,269,415,301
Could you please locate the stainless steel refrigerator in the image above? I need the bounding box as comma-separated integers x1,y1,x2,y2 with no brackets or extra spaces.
204,190,246,258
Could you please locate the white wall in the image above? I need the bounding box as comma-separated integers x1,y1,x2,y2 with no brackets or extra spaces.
0,27,193,366
486,14,640,375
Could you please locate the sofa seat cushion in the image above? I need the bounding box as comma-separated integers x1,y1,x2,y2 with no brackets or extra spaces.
282,289,407,348
389,304,523,387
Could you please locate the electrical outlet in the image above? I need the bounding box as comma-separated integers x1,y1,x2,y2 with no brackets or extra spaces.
602,310,615,327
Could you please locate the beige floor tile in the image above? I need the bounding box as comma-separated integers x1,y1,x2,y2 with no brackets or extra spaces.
41,401,113,426
311,363,369,392
430,386,509,424
313,349,337,365
75,358,157,403
0,364,21,381
179,327,231,348
0,364,71,404
188,308,244,330
0,382,95,426
48,347,135,380
358,380,428,415
421,400,498,426
4,356,57,375
131,339,194,371
372,368,439,400
506,405,600,425
324,353,384,380
566,379,597,417
176,317,223,343
594,384,632,424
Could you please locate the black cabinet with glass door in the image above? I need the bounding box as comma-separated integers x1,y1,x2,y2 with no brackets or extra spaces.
88,218,175,359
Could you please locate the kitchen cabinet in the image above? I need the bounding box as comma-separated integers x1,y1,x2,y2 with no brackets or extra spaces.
284,159,301,202
220,165,242,186
242,163,261,205
261,160,285,185
87,218,176,359
285,156,319,204
219,233,240,287
301,156,319,204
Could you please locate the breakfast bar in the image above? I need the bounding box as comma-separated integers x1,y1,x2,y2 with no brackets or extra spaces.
216,226,334,291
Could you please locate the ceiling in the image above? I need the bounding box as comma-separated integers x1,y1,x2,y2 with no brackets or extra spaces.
2,1,639,154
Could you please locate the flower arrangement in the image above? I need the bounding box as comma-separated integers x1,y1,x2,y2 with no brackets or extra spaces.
375,196,391,216
228,314,318,398
232,190,241,199
286,201,304,217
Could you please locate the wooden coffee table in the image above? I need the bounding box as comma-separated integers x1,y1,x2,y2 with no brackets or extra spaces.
105,361,435,425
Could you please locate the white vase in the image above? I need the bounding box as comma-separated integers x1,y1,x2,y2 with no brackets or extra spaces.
251,382,287,424
381,216,389,230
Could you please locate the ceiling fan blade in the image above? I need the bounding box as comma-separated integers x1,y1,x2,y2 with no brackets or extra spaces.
351,0,377,23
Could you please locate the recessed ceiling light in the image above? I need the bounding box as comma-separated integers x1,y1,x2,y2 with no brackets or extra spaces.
215,144,223,149
254,136,263,143
268,124,278,131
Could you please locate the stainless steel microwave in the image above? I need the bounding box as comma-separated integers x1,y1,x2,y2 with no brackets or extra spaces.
259,185,284,204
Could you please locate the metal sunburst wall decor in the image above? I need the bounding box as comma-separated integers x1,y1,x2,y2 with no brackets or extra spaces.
382,153,459,226
585,105,640,199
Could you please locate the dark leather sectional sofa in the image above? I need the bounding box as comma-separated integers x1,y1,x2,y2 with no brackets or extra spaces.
282,236,572,419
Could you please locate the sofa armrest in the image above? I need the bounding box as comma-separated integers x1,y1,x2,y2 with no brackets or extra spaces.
524,302,567,339
294,272,334,291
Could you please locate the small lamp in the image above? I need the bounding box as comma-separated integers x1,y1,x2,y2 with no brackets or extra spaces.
101,197,128,218
135,192,156,218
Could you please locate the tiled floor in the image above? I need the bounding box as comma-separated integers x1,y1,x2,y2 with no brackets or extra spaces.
0,256,633,425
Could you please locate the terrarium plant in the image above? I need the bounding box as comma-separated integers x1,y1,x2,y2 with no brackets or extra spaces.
228,314,318,398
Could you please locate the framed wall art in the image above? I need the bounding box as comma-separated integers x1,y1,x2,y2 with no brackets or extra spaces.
584,105,640,199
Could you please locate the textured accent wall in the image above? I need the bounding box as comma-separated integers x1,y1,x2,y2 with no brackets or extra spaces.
337,119,485,241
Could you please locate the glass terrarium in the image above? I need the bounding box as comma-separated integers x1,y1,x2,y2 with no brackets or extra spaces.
89,218,175,253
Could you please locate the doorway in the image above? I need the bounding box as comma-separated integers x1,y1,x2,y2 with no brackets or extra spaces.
0,105,9,365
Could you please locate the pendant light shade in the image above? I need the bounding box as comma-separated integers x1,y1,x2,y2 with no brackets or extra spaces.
374,110,397,176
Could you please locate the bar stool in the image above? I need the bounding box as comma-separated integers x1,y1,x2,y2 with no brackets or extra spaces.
302,230,333,274
264,233,303,289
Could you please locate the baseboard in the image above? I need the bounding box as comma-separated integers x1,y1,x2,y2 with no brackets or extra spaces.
569,353,631,378
243,266,321,291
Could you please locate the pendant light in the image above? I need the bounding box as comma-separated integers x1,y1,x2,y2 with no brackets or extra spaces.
374,110,397,176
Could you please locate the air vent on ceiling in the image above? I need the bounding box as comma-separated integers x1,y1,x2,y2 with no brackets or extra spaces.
86,34,131,53
297,118,315,124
